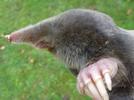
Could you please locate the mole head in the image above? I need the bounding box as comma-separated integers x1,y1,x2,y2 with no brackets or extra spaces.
5,24,55,51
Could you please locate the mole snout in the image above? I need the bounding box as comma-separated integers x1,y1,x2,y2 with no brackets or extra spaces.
5,33,17,43
5,35,12,42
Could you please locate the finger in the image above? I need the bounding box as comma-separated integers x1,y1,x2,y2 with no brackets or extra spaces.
94,77,109,100
100,66,112,91
79,70,102,99
86,81,102,100
97,60,112,91
84,86,92,96
90,65,109,100
77,81,85,94
103,72,112,91
81,73,92,95
77,71,89,95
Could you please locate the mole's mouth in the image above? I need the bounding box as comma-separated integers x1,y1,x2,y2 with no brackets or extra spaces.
34,40,50,49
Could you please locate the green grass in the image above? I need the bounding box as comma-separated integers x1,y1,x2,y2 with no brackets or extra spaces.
0,0,134,100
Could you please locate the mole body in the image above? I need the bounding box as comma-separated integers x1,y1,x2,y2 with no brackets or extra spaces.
6,9,134,100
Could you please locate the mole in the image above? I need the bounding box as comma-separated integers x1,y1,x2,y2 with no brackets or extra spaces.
5,9,134,100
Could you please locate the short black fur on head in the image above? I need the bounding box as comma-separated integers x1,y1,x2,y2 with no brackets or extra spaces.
8,9,134,100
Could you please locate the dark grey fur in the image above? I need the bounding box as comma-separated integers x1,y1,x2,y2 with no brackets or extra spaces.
11,9,134,100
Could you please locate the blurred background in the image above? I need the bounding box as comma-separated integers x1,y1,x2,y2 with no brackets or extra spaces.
0,0,134,100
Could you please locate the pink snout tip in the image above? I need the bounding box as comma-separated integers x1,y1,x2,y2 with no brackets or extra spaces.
5,33,17,42
5,35,12,42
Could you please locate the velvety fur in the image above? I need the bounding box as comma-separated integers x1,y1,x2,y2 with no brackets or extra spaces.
10,9,134,100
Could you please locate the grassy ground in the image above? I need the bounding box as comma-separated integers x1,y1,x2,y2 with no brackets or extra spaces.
0,0,134,100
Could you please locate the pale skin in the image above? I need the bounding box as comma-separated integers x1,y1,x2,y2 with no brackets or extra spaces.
77,57,118,100
5,28,134,100
76,29,134,100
